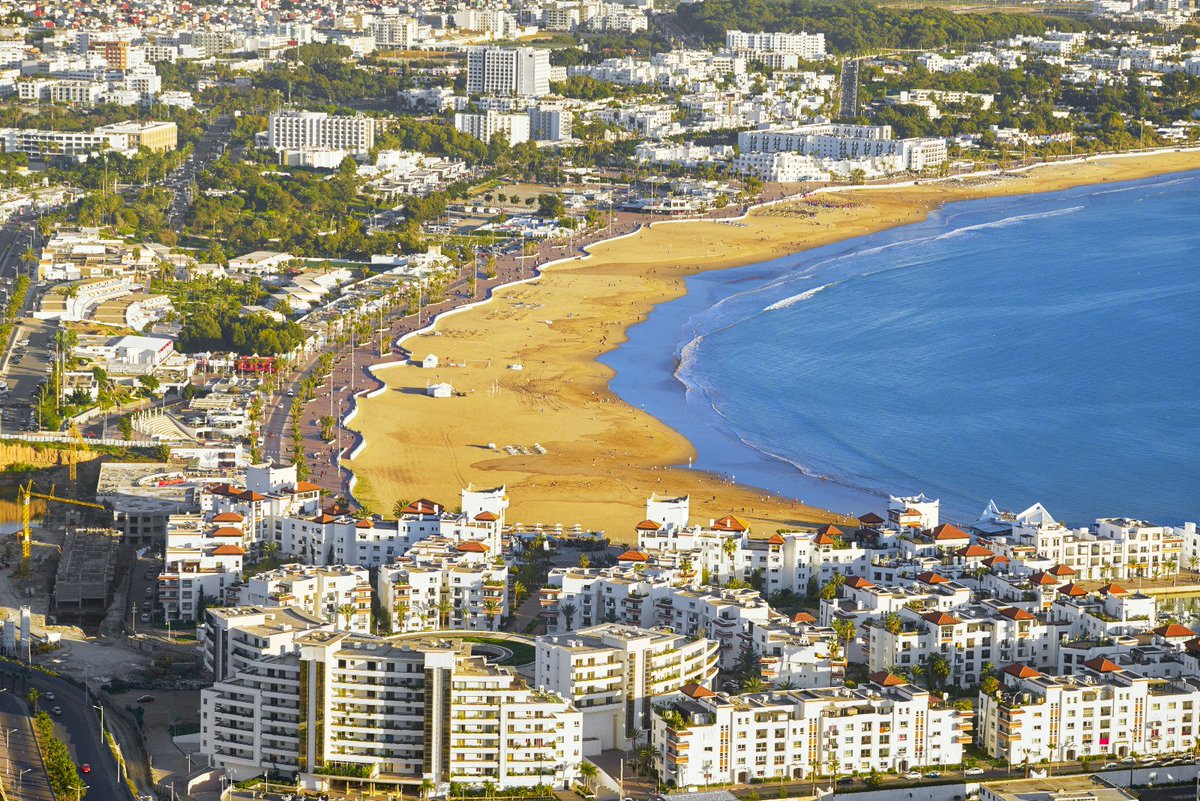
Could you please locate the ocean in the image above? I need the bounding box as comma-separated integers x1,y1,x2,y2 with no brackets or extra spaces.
603,169,1200,526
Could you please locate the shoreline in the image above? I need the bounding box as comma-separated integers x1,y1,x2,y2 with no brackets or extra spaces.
343,149,1200,542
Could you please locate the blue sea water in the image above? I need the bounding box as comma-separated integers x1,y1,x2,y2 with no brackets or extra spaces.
603,170,1200,525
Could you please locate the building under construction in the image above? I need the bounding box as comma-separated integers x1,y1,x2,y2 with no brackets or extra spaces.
53,528,123,616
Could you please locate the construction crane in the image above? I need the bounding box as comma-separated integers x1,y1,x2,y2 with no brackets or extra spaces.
67,422,90,483
16,481,106,575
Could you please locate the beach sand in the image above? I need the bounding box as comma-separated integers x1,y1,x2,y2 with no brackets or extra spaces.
346,152,1200,542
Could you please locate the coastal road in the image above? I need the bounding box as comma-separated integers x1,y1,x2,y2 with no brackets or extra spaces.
0,687,54,801
0,665,125,801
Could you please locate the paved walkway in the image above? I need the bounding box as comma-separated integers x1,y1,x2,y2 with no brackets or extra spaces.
0,689,54,801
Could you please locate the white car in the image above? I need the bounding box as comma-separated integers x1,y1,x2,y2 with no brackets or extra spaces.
903,772,922,780
965,768,985,776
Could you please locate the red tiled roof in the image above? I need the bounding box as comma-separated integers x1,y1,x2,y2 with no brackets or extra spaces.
1057,582,1088,597
238,490,266,502
635,519,662,531
983,555,1010,567
456,540,488,553
1002,664,1041,679
793,612,816,624
293,481,321,493
402,499,441,515
1186,637,1200,655
921,611,961,626
845,576,875,590
207,483,239,496
1098,582,1129,595
1082,656,1122,673
355,518,374,529
616,550,648,562
818,524,842,538
711,516,747,532
212,527,243,538
474,511,500,522
680,682,716,699
999,607,1036,621
1029,571,1059,586
212,544,245,556
212,512,243,523
312,514,336,524
813,533,837,546
858,512,885,525
1154,623,1195,639
767,533,785,545
868,670,908,687
916,571,949,584
1048,564,1077,577
931,523,969,541
957,544,994,558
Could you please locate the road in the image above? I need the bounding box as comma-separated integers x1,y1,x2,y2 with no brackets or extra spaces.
0,664,126,801
0,687,54,801
166,114,232,232
838,58,861,120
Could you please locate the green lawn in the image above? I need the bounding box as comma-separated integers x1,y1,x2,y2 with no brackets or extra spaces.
462,636,536,666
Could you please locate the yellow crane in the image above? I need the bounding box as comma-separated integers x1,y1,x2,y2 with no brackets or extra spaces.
16,481,106,575
67,422,90,483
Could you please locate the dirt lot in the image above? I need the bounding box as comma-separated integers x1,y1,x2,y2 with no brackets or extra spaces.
111,688,203,784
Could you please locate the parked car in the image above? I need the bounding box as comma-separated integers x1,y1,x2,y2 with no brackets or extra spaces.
925,771,941,778
136,694,155,703
44,691,55,701
837,777,855,786
903,772,922,780
965,768,985,776
80,764,91,774
52,706,62,715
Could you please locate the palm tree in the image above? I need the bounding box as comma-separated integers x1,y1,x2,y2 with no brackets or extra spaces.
262,540,280,563
578,554,590,570
420,778,435,801
26,687,39,714
721,536,738,578
438,599,452,629
394,601,409,633
338,603,356,631
1166,558,1178,586
1190,555,1199,578
483,599,501,627
579,761,598,793
512,580,528,609
560,601,577,631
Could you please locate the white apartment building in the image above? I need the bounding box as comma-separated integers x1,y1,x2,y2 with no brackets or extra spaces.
377,537,509,633
241,563,372,633
454,111,531,145
653,673,972,785
738,124,947,171
536,624,720,752
466,47,551,98
201,604,331,683
266,111,376,156
159,513,247,621
201,630,583,791
528,104,572,141
725,30,827,59
543,565,772,671
747,618,845,688
975,503,1185,581
865,602,1063,687
978,659,1200,764
369,17,420,48
204,478,507,569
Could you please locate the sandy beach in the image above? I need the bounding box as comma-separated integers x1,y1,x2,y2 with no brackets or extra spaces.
345,151,1200,542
